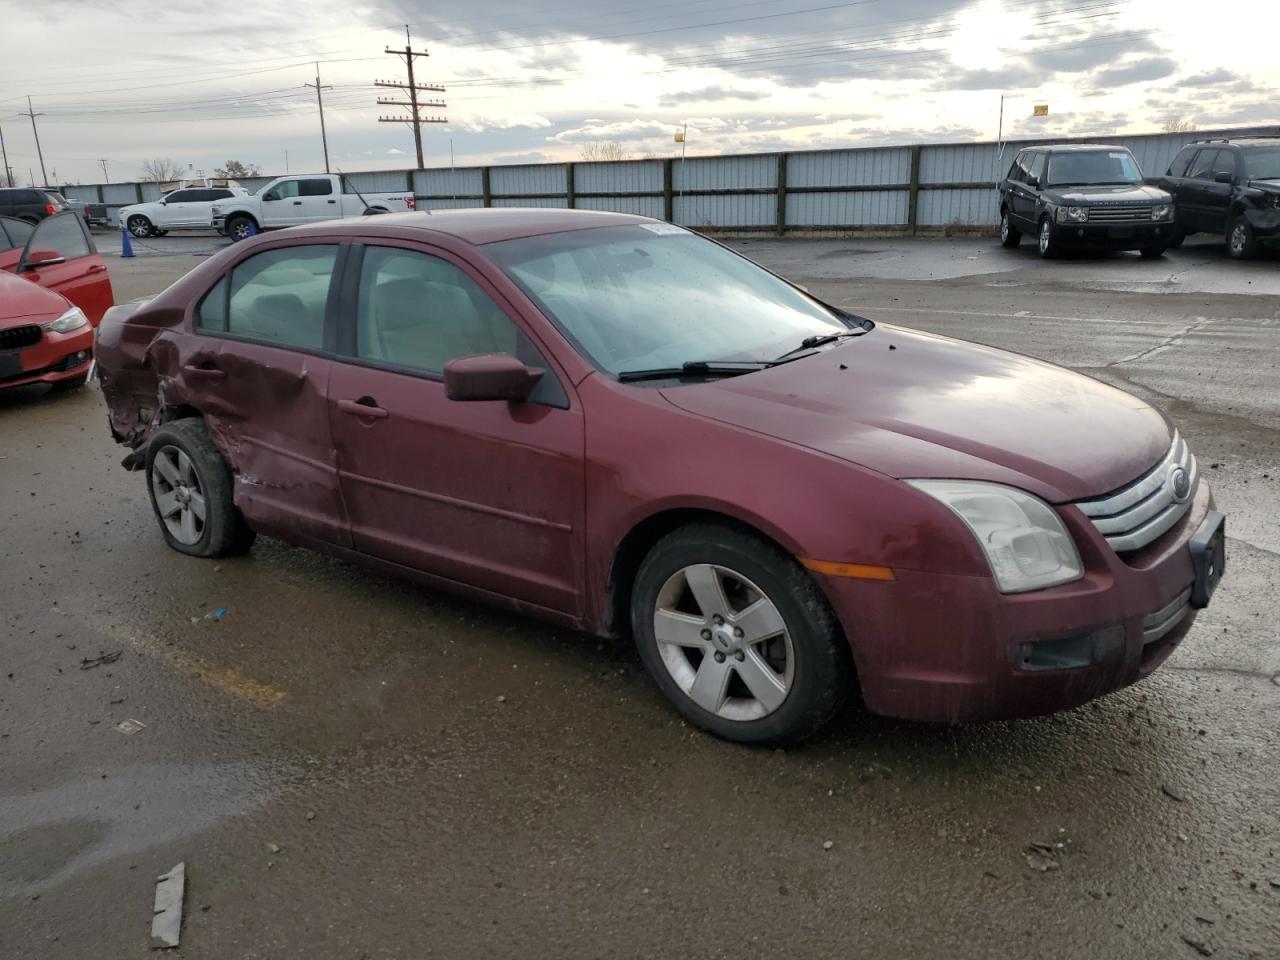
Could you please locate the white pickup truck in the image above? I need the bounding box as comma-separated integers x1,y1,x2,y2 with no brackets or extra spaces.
211,174,416,240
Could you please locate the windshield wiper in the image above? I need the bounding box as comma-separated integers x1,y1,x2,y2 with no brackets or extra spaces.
616,360,773,383
774,329,866,363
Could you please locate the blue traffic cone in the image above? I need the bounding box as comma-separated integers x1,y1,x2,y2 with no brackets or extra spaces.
121,225,134,258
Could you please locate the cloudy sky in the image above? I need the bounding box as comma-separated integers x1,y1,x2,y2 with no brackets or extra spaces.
0,0,1276,184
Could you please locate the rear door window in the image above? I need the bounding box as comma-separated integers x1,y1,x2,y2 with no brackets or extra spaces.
197,245,338,350
300,179,334,197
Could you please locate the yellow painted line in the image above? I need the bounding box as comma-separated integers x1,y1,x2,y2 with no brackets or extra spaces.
107,623,286,706
801,558,896,581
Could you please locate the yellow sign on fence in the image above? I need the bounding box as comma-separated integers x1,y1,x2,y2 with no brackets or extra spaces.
1033,104,1049,117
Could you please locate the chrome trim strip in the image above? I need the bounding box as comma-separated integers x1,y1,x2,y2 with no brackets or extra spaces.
1078,433,1184,518
1076,433,1200,553
1143,588,1192,645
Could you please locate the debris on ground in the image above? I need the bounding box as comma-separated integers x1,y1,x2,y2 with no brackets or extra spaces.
204,608,226,621
116,718,146,736
80,650,123,670
1162,784,1186,802
822,840,834,851
305,811,316,821
151,862,185,950
267,842,282,854
1023,842,1064,872
1180,934,1213,956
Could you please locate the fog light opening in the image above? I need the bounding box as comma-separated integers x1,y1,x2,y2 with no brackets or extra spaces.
1016,625,1124,672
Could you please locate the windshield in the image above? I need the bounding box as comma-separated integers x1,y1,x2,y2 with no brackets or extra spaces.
1243,147,1280,181
487,224,850,377
1045,150,1143,186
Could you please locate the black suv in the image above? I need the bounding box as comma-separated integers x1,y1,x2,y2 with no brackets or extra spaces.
1152,137,1280,259
998,144,1176,258
0,187,65,224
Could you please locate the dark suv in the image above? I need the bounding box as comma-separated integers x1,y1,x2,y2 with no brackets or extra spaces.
998,144,1176,259
1152,137,1280,259
0,187,65,224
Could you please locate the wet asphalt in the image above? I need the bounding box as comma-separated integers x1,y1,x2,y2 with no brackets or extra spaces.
2,231,1278,959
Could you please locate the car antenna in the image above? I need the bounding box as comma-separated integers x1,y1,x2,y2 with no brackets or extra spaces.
335,169,383,217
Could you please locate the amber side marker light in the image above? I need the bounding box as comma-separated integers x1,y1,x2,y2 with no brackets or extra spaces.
800,559,896,581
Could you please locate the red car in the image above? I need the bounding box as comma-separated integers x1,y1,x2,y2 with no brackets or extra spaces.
95,210,1225,744
1,212,114,391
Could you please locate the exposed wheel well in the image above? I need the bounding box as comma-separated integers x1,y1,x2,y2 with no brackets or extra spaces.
161,404,203,424
605,508,792,640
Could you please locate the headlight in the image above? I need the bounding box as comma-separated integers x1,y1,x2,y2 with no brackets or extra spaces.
907,480,1084,593
1151,204,1173,221
1057,206,1088,223
44,306,89,334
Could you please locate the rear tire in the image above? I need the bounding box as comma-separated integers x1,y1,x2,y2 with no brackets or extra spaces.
145,418,256,558
1228,217,1260,260
630,523,851,746
127,215,152,239
1139,246,1166,259
999,209,1022,248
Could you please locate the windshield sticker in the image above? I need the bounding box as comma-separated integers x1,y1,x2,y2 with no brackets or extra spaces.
640,223,689,236
1109,152,1128,159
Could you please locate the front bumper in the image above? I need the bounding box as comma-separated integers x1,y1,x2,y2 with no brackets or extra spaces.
1245,207,1280,246
819,480,1216,723
1050,220,1176,249
0,327,94,390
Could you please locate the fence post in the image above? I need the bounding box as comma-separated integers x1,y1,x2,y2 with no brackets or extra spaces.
135,183,144,203
566,162,575,209
775,153,788,236
907,145,922,235
96,184,104,203
481,167,491,208
662,158,674,223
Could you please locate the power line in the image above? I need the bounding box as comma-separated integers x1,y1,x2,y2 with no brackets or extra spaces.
377,25,447,169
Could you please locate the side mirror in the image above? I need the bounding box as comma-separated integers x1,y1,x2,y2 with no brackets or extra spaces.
444,354,543,402
1213,171,1234,185
21,249,66,271
263,190,280,202
158,198,168,205
1025,176,1040,189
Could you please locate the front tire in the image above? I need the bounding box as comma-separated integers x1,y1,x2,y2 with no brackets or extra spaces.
225,216,256,242
127,215,153,239
631,524,851,746
1000,209,1022,248
145,418,255,558
1038,217,1057,259
1228,217,1260,260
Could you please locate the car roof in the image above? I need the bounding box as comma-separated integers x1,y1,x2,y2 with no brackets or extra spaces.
1191,137,1280,148
1021,143,1135,154
283,207,653,246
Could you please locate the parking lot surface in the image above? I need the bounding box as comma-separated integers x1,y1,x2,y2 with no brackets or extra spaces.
2,232,1278,959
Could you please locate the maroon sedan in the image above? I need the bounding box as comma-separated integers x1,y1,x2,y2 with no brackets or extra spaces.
96,210,1225,744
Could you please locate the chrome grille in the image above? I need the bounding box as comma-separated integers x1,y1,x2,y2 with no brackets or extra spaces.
1076,432,1198,553
1143,588,1191,645
1087,205,1154,222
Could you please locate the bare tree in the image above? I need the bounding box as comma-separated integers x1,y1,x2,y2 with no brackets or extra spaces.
1162,118,1196,133
213,160,261,178
578,141,629,162
139,157,183,182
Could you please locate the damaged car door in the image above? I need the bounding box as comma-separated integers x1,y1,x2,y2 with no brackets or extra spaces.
188,242,350,547
327,242,585,616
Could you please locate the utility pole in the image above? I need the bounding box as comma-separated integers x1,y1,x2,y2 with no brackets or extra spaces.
376,25,446,169
0,122,13,187
22,96,48,186
98,158,110,181
304,63,334,173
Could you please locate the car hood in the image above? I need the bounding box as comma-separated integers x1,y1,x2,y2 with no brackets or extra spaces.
1047,184,1170,204
660,325,1171,503
0,270,69,326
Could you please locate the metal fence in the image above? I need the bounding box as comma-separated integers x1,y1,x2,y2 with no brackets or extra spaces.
65,125,1280,235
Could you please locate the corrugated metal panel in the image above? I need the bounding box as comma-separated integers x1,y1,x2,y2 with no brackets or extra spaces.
141,183,164,201
675,194,773,227
575,196,663,218
921,143,1002,185
102,184,140,205
62,185,100,202
575,160,662,193
788,148,910,187
492,197,569,209
490,165,566,197
344,170,412,194
416,168,483,198
674,155,775,191
786,190,907,226
420,198,484,210
917,188,999,226
239,177,273,193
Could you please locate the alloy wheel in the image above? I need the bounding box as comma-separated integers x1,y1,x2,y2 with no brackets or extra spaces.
652,563,794,722
1230,224,1247,257
150,445,207,545
1000,214,1009,243
1039,219,1051,255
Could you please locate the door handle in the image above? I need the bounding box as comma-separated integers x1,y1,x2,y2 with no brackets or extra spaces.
86,264,106,274
182,364,226,381
338,397,388,419
292,200,303,205
327,199,337,204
